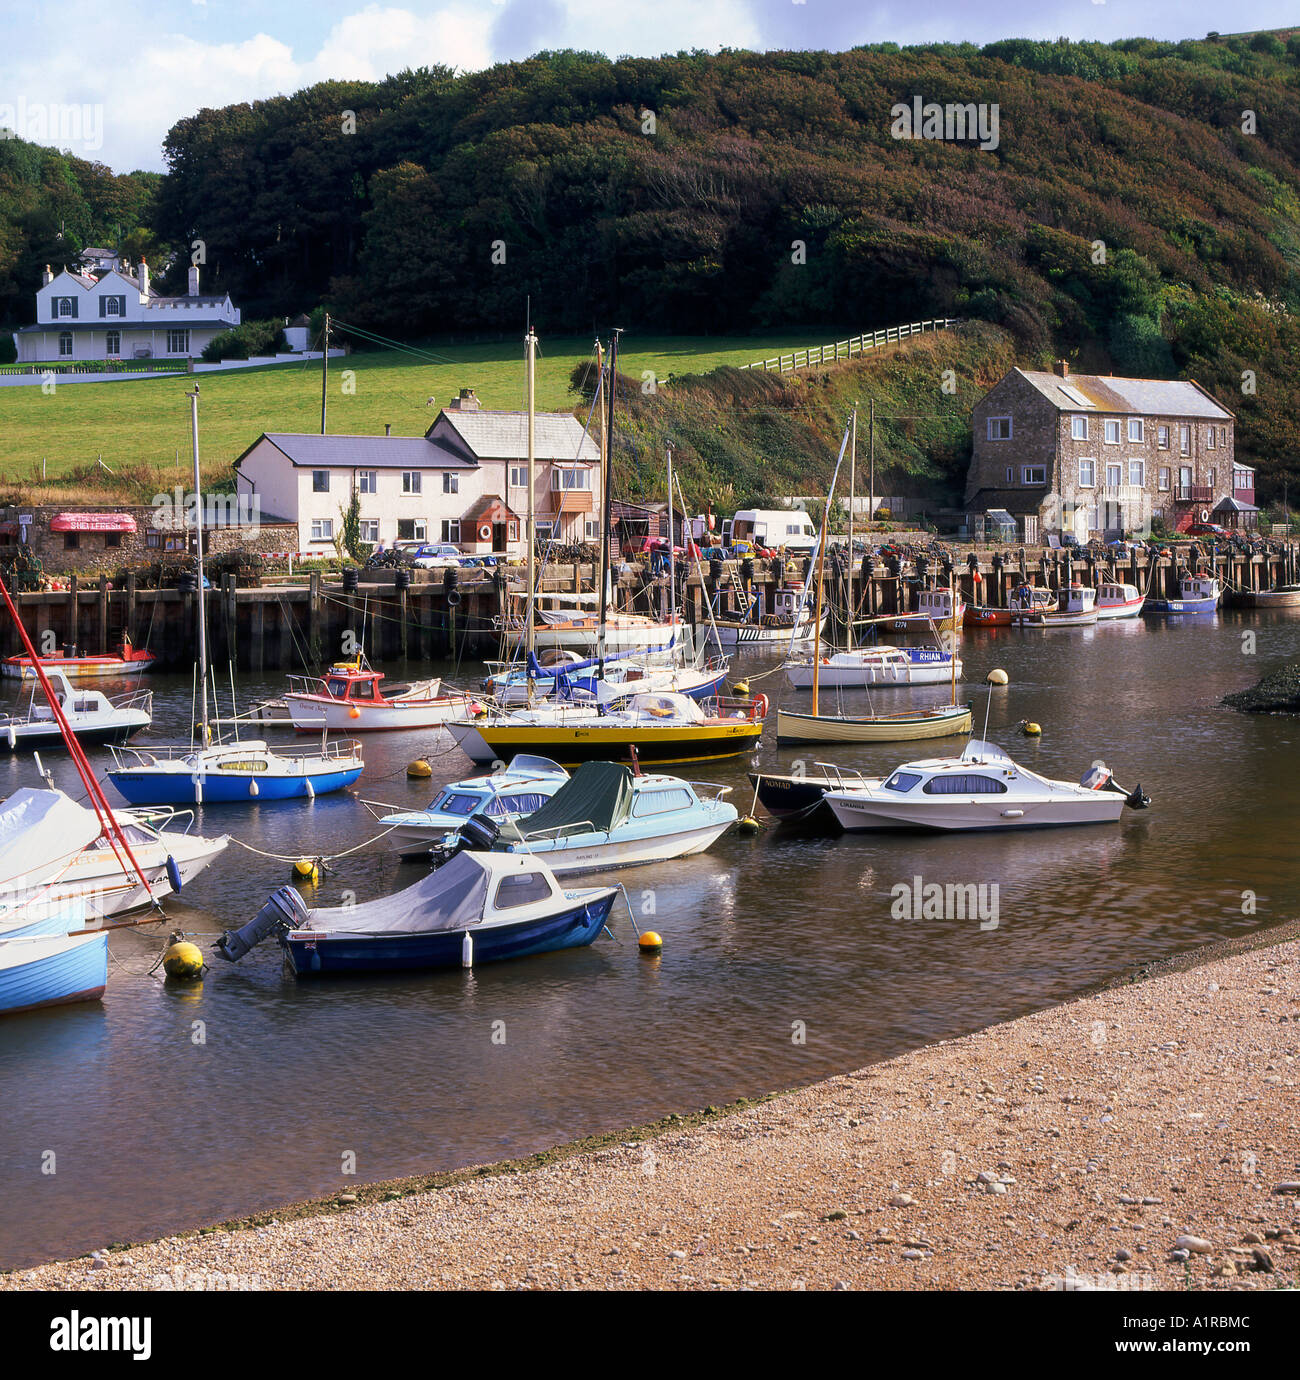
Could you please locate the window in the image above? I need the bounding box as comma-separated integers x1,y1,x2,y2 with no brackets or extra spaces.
105,296,121,316
57,297,73,318
397,519,426,542
440,520,461,543
509,465,527,489
1179,425,1191,455
1208,468,1216,489
64,532,79,550
1104,419,1121,444
922,774,1007,795
443,472,459,494
58,331,72,357
1128,460,1145,487
632,788,695,817
359,470,377,494
1207,427,1217,450
1022,466,1046,485
1158,467,1171,491
551,468,591,490
484,792,550,818
495,872,554,909
402,471,422,494
359,520,379,543
105,330,120,355
1127,419,1144,443
312,470,330,493
987,417,1012,441
585,520,599,540
435,793,481,816
1071,417,1088,441
1157,425,1170,449
1078,459,1095,488
166,329,189,354
310,518,334,541
1005,466,1013,484
1106,463,1122,489
105,532,121,549
884,771,922,793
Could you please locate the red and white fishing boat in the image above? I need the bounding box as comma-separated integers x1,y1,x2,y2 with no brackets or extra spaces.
1095,582,1146,620
2,634,155,681
282,661,472,732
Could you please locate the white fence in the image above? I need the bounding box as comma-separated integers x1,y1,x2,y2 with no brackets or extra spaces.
739,318,961,374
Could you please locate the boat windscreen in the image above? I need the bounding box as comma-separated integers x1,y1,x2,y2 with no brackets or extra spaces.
961,740,1014,766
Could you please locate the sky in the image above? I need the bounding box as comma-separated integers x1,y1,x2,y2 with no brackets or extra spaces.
0,0,1295,172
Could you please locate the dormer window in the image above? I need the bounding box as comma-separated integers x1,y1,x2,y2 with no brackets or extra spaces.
105,297,121,316
57,297,74,318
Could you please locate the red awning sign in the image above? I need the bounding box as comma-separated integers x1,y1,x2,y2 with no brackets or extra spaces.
49,513,137,533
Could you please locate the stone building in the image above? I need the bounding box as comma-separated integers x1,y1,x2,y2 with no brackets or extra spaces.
967,363,1238,540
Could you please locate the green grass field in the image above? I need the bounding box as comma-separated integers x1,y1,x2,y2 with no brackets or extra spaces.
0,333,816,499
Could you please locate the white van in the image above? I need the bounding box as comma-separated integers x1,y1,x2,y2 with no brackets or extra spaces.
724,509,818,553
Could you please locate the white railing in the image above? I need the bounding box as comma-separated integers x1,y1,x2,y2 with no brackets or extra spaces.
738,319,961,374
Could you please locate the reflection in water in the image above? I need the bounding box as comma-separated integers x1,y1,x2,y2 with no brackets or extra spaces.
1,608,1299,1267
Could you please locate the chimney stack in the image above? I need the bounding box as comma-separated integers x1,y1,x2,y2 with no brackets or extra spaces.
450,387,480,412
41,265,53,287
138,258,150,298
187,263,200,296
1054,359,1070,378
384,423,392,436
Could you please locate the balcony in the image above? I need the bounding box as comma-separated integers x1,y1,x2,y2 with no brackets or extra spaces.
547,489,593,514
1175,485,1212,504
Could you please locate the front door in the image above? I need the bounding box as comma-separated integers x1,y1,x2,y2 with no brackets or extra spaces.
492,522,507,553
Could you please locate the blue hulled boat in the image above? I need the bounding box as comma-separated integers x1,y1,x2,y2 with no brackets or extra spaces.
106,738,364,805
0,931,108,1015
1147,574,1221,615
216,850,619,976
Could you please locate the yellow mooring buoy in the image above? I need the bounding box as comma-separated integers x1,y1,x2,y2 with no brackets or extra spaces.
986,668,1009,686
162,933,204,981
407,759,433,779
1021,720,1042,737
737,815,761,835
732,679,750,696
638,930,663,955
294,858,320,884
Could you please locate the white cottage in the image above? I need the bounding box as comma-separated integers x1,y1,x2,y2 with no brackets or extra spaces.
13,260,240,364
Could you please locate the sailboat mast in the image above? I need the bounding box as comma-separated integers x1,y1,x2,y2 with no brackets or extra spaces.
597,329,621,679
666,441,676,631
188,385,210,748
595,338,607,639
811,513,826,718
950,564,958,708
847,407,856,652
525,327,537,703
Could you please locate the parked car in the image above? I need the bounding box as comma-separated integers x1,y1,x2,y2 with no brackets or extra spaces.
1187,522,1230,539
406,543,467,568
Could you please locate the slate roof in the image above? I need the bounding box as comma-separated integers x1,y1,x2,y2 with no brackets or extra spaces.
1016,370,1233,421
235,433,477,470
435,409,599,462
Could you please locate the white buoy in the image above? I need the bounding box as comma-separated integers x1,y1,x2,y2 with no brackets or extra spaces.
304,778,315,799
249,779,259,797
6,725,15,750
194,778,203,804
461,931,473,969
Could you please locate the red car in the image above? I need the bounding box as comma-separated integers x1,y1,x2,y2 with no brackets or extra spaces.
1187,522,1229,538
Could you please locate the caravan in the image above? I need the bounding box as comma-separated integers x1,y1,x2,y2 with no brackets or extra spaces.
723,509,818,554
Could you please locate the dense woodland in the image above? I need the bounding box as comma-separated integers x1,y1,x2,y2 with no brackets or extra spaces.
3,32,1300,500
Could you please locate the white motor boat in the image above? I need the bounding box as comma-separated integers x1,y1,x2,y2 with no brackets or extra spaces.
1096,582,1145,620
0,786,229,919
0,670,152,752
1016,584,1098,627
784,645,961,689
368,756,571,855
441,760,737,875
282,663,471,732
822,739,1149,833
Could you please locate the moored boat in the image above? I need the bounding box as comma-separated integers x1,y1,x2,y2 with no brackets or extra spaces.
1147,574,1221,615
963,604,1014,628
1230,585,1300,609
874,588,965,634
1096,582,1146,620
106,738,364,805
783,645,961,690
0,931,108,1015
282,662,471,732
0,670,152,752
1017,584,1098,627
708,588,826,647
774,701,973,745
1,634,155,681
215,850,620,975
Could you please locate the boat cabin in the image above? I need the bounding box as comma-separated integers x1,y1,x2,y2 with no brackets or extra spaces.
319,665,386,702
916,589,958,618
1009,585,1056,614
1098,583,1139,605
881,740,1020,795
1060,585,1097,614
1180,575,1219,601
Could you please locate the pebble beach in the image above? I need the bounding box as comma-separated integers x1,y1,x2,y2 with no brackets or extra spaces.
6,932,1298,1292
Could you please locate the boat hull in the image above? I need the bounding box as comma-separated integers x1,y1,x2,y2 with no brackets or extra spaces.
775,705,972,745
107,764,363,805
0,717,148,752
748,773,843,825
874,611,963,634
1146,599,1219,614
2,655,155,681
283,694,472,732
1095,598,1145,620
1233,589,1300,609
283,893,617,974
507,818,734,874
825,792,1126,832
784,658,961,689
0,932,108,1014
447,719,763,767
963,606,1013,628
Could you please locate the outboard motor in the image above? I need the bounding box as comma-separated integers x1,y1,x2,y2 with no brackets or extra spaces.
214,885,309,962
1080,763,1151,810
456,811,501,853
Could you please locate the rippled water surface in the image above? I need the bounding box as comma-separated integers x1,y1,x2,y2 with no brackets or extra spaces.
2,610,1298,1268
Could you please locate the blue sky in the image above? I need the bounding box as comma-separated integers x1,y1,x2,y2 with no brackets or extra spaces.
1,0,1295,171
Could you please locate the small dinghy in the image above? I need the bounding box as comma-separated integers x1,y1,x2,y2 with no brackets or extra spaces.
1,634,155,681
0,930,108,1015
215,850,619,975
0,669,151,752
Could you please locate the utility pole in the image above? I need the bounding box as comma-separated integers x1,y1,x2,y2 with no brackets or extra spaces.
320,312,330,435
847,406,857,651
868,397,875,530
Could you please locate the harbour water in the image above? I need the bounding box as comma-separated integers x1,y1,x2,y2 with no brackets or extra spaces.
2,609,1299,1270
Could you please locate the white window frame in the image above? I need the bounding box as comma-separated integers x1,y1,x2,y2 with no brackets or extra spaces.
105,296,121,317
58,297,73,318
358,520,380,543
1022,465,1046,485
166,328,190,355
441,519,461,543
1206,427,1217,450
1078,458,1095,488
359,470,377,494
1158,467,1171,492
585,519,600,540
1104,419,1122,445
105,329,120,356
402,471,422,495
310,518,334,541
58,331,72,357
1208,467,1216,489
443,472,459,494
1127,418,1144,443
1005,466,1013,484
1106,462,1122,490
509,465,527,489
1157,425,1170,450
1071,416,1088,441
1179,425,1191,455
987,417,1012,441
1128,459,1145,487
550,467,591,491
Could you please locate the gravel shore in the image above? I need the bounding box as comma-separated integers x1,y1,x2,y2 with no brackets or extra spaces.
6,935,1298,1291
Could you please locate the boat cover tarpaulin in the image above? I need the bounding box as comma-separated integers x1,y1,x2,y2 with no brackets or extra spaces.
301,850,492,934
0,788,103,889
494,761,634,843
